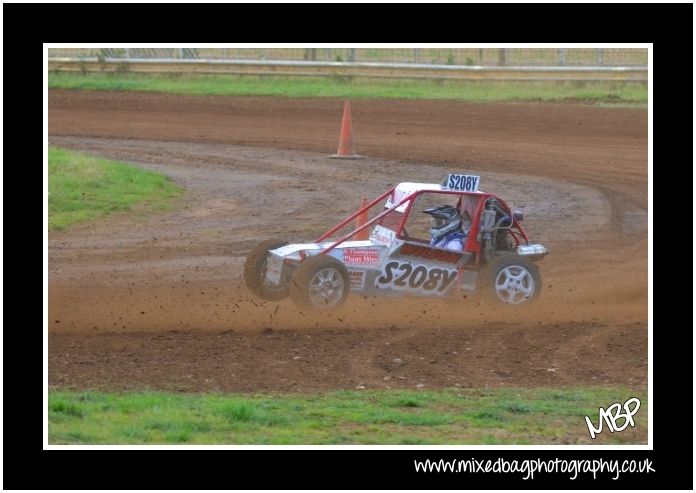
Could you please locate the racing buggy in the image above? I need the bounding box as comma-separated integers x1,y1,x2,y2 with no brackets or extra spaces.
244,174,548,311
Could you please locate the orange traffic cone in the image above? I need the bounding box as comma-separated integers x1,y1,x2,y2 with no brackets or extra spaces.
354,197,370,240
330,101,364,159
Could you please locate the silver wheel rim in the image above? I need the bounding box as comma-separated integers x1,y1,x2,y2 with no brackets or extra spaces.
308,267,345,308
261,258,285,293
494,265,535,304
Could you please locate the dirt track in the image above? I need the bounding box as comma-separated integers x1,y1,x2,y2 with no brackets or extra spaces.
48,91,648,392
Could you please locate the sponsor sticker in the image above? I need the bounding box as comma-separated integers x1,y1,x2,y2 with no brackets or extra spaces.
349,270,366,290
343,248,380,265
399,243,463,264
370,225,396,245
385,186,415,213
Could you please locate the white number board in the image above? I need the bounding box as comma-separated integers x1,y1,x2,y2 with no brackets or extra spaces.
443,174,480,192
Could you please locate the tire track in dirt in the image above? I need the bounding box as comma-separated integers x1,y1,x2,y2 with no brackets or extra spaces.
49,322,646,393
47,93,648,392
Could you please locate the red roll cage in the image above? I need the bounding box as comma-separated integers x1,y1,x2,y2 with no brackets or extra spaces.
315,185,529,256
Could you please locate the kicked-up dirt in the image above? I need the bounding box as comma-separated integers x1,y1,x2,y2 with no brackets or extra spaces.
48,91,648,394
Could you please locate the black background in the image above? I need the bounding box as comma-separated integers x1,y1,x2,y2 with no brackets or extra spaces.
5,2,691,490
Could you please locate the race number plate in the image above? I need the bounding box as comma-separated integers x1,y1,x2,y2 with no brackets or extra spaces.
443,174,480,192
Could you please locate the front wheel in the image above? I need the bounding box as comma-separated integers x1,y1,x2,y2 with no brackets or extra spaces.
243,239,289,301
289,255,350,311
486,256,541,305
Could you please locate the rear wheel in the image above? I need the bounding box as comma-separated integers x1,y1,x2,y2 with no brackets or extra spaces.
486,256,541,305
243,239,289,301
289,255,350,311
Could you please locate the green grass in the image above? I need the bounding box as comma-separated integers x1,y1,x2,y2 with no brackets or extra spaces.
48,387,648,445
48,72,647,105
48,147,182,231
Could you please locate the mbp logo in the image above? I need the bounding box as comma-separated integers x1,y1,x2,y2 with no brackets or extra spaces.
584,397,641,439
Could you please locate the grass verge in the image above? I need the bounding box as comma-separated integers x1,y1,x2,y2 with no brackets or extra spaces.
48,147,182,231
48,72,647,105
48,387,647,445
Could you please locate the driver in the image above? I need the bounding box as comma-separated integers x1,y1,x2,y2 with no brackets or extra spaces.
423,205,470,251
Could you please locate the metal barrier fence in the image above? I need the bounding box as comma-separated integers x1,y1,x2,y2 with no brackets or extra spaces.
47,48,647,67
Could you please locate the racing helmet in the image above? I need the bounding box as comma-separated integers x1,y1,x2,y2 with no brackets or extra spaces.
423,205,462,242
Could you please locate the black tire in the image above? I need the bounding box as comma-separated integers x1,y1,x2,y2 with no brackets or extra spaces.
243,239,289,301
289,255,350,311
485,256,541,305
